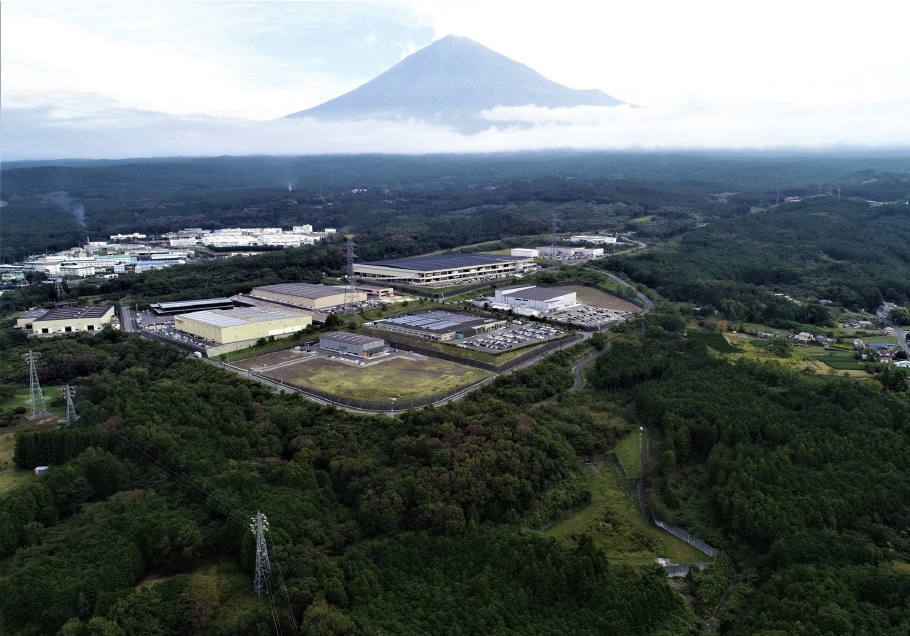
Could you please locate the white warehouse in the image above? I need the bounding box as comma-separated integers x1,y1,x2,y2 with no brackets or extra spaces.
493,285,577,312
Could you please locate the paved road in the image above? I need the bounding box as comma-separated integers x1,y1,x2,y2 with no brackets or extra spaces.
120,306,138,332
890,322,910,357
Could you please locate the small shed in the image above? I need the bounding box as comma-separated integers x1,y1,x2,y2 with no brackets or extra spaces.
34,466,49,476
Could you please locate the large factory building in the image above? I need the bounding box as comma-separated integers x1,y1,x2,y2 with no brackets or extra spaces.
250,283,366,310
174,307,311,344
20,305,115,336
494,286,577,313
354,253,535,286
319,332,387,357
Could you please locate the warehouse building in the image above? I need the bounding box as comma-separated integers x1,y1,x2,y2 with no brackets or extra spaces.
174,307,311,344
373,310,506,341
354,253,535,286
250,283,366,310
494,285,577,313
569,235,617,244
320,332,387,357
22,305,115,336
510,248,540,258
150,297,235,316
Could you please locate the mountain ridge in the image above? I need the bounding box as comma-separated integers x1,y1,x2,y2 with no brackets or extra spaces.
286,35,625,129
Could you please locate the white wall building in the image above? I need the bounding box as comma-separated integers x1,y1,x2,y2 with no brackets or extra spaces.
511,248,540,258
570,235,617,244
494,285,577,312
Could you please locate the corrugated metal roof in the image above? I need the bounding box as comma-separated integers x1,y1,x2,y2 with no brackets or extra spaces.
253,283,348,299
362,253,526,272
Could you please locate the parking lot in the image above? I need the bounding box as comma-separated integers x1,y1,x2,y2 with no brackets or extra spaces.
460,324,564,352
550,305,633,329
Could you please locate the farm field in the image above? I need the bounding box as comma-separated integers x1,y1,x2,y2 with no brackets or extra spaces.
265,355,490,401
560,285,641,312
686,330,740,353
545,463,706,565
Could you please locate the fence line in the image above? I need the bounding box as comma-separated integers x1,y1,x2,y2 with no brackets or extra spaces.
653,520,718,558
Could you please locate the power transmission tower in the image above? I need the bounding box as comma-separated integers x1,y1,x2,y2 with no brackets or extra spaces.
343,235,359,312
550,213,559,258
23,351,48,419
250,511,272,599
59,385,79,425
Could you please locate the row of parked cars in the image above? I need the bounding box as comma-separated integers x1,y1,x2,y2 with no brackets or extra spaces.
551,306,633,327
463,325,562,351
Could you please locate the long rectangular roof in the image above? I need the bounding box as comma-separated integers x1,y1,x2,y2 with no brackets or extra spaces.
178,307,310,327
500,286,575,302
252,283,348,299
320,331,385,346
151,298,234,311
378,310,499,333
33,305,113,322
361,253,525,272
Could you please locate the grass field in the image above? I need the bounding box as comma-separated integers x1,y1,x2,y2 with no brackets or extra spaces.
545,463,705,565
266,355,490,401
1,385,64,414
614,431,642,479
812,354,867,370
559,285,640,312
687,331,740,353
0,469,32,495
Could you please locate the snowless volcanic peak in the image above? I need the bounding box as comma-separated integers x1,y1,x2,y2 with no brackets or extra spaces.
286,35,625,128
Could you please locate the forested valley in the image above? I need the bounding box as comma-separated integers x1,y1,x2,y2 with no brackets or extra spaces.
1,151,910,635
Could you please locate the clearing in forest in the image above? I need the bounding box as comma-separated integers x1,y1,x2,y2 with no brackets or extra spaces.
545,462,706,565
265,355,490,401
560,285,641,312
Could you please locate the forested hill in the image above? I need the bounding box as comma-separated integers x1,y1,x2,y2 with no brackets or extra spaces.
588,328,910,635
2,151,909,261
605,197,910,316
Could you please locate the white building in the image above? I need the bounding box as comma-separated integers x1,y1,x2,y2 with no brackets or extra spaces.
60,263,96,278
494,285,577,312
292,225,314,234
511,248,540,258
570,235,617,244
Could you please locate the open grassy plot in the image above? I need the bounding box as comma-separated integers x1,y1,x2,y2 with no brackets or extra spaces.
1,385,64,414
266,355,490,401
545,463,705,565
687,331,740,353
0,469,33,496
614,431,642,479
559,285,641,312
812,354,867,370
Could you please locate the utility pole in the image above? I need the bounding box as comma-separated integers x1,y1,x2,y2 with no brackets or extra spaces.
23,351,48,419
250,511,271,599
59,385,79,425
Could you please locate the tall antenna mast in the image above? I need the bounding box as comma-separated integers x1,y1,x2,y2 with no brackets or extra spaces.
250,511,271,599
23,351,48,419
343,235,358,312
59,385,79,425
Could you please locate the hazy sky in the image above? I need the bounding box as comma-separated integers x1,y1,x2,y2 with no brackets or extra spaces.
2,0,909,160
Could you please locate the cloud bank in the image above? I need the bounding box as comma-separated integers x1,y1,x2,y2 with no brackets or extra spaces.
3,97,909,161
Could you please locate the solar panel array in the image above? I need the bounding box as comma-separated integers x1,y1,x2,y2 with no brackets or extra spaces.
382,311,484,331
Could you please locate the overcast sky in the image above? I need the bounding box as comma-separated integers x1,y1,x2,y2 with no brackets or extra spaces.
2,0,909,160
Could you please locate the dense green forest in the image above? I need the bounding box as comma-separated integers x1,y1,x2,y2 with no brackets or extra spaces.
2,152,910,635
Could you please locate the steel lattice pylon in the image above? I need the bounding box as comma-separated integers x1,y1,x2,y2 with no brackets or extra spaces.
343,234,359,312
250,511,271,599
59,385,79,425
23,351,48,419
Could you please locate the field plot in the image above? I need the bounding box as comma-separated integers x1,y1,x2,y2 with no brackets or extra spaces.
265,355,490,401
560,285,641,312
230,349,313,371
687,331,740,353
812,354,867,370
546,463,705,565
